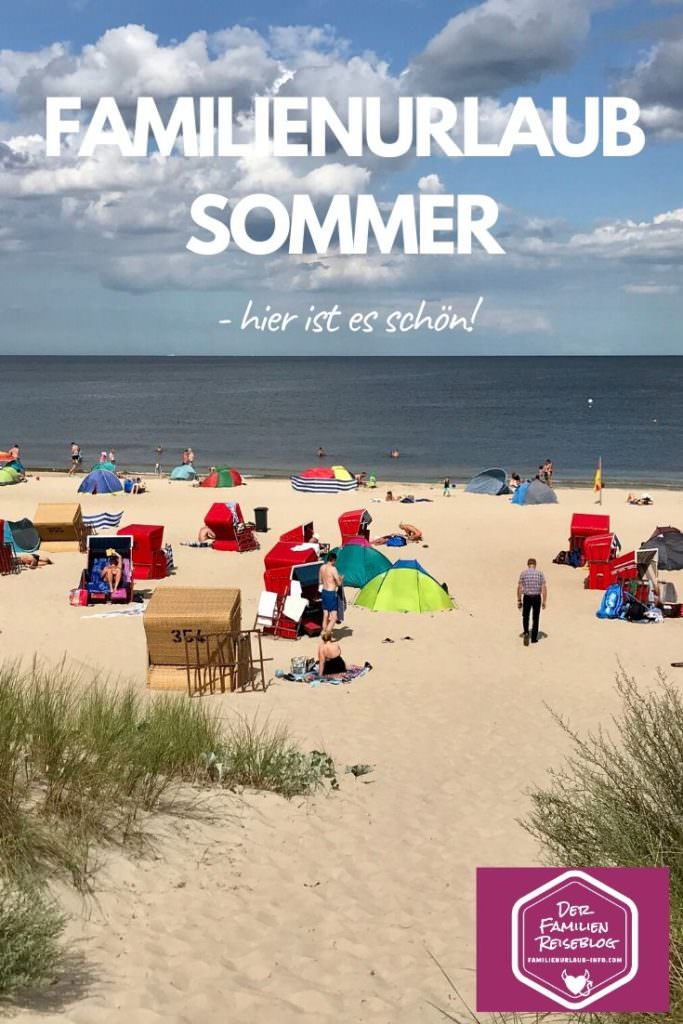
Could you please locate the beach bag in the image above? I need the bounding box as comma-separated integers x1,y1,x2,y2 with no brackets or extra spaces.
69,588,88,607
386,535,407,547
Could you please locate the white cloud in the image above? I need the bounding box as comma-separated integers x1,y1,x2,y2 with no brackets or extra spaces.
622,282,679,294
417,174,445,194
618,34,683,139
0,44,65,96
12,25,281,112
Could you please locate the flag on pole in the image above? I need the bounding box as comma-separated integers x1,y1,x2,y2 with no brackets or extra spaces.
594,457,603,504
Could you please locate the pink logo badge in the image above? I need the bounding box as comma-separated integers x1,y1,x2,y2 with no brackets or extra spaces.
477,867,669,1012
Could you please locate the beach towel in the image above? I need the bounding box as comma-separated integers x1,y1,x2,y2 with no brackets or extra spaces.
275,663,372,686
596,584,623,619
164,543,175,573
82,605,146,619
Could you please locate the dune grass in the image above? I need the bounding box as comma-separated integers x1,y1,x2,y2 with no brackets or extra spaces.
522,666,683,1023
0,659,336,891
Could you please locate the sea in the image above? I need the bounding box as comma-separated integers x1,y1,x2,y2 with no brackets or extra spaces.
1,356,681,485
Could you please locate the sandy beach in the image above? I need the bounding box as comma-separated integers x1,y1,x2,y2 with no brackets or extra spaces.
1,473,682,1023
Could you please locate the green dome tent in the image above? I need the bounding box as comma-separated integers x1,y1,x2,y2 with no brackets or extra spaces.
328,541,391,589
356,559,454,613
91,461,116,472
0,466,22,486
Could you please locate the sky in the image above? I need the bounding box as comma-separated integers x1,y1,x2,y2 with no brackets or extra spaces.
0,0,682,355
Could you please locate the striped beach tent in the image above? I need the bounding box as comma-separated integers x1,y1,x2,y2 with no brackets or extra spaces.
291,466,357,493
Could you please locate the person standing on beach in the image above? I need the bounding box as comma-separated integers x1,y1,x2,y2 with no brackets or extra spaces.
319,552,343,633
154,447,163,475
443,476,451,497
68,442,82,475
187,447,195,466
517,558,547,646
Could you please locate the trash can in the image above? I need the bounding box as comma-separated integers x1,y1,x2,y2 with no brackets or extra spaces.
254,507,269,533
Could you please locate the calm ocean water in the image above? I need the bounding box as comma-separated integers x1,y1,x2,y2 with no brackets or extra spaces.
1,356,681,484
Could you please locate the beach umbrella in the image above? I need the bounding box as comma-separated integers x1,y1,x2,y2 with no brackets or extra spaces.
356,559,454,613
0,466,22,486
169,464,198,481
78,469,123,495
200,466,243,488
328,543,391,589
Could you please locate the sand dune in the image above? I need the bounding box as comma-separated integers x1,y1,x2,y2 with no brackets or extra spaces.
2,474,681,1022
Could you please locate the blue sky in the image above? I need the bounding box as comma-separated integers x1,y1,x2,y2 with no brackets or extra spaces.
0,0,681,354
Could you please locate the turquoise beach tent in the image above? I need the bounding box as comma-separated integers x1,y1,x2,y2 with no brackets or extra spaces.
170,464,197,481
328,542,391,589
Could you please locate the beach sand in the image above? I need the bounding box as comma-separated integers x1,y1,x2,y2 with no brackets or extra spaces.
1,474,681,1023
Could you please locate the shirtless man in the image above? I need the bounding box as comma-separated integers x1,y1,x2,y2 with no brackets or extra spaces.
319,552,343,632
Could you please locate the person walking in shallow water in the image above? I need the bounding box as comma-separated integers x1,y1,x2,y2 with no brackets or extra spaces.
68,442,81,475
517,557,547,646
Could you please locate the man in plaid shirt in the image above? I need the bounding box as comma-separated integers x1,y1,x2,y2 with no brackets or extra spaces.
517,558,547,646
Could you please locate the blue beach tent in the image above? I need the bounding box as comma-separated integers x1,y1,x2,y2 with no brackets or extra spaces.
78,469,123,495
512,479,558,505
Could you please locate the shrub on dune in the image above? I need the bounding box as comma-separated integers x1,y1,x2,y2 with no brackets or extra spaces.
524,666,683,1023
0,883,66,996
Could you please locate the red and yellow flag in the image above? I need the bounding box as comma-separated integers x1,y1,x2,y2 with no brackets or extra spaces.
594,460,602,492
